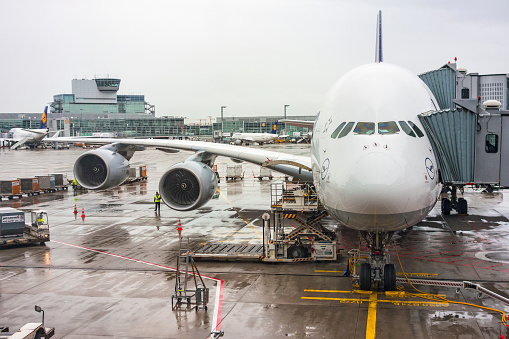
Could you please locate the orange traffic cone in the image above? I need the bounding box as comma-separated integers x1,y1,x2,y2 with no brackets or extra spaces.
73,205,78,215
177,219,182,240
81,208,86,220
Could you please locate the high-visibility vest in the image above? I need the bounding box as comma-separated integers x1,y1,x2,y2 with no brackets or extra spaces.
73,179,77,185
154,194,161,203
37,217,44,224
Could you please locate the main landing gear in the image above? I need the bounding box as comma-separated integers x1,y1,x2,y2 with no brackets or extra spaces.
441,186,468,215
357,231,396,291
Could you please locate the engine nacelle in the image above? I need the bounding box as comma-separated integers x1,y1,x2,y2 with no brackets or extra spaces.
159,161,218,211
74,147,130,190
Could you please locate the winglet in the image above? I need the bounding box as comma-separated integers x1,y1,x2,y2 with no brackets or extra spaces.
39,106,48,129
375,10,383,63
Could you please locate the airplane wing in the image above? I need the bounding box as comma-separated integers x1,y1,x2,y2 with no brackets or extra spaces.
46,137,313,181
279,119,315,129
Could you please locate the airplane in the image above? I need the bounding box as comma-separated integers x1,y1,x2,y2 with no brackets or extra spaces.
7,106,51,150
231,121,285,145
47,10,441,291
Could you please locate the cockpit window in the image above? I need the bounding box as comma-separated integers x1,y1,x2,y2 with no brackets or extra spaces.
407,121,424,137
330,122,346,138
337,122,355,138
378,121,400,134
353,122,375,135
398,121,416,137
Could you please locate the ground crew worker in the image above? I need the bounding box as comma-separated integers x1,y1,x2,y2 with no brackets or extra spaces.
37,213,45,226
72,178,78,190
154,191,161,213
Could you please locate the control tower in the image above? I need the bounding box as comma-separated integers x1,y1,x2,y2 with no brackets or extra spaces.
72,78,121,104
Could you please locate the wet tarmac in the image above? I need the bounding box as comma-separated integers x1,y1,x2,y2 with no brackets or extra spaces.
1,145,509,338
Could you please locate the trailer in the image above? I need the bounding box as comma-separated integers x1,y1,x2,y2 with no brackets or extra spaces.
0,306,54,339
36,176,55,193
226,165,243,181
18,178,39,196
122,166,148,184
257,167,273,180
50,174,68,190
0,180,22,200
0,209,50,247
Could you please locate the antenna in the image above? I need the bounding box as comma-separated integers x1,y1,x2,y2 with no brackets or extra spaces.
375,10,383,63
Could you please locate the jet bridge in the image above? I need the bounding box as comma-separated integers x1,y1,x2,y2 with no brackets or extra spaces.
418,99,509,214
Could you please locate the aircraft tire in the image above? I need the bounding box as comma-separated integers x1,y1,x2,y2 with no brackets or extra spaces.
360,263,371,290
441,198,451,215
458,198,468,214
383,264,396,291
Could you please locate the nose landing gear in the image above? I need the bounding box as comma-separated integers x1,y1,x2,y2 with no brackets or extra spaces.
356,231,397,291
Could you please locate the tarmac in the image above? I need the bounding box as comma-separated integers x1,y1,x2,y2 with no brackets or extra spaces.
1,145,509,338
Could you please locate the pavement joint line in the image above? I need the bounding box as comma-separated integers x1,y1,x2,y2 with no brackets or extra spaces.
51,239,225,333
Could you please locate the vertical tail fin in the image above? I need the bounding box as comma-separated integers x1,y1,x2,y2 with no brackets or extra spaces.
271,121,278,134
375,10,383,63
39,106,48,129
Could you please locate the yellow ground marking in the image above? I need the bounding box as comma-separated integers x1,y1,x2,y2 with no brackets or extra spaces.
217,188,263,240
314,270,343,273
302,288,449,339
396,272,438,277
366,292,377,339
314,270,438,277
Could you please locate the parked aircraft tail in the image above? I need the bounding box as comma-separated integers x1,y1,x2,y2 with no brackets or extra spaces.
375,10,383,63
271,121,278,134
38,106,48,129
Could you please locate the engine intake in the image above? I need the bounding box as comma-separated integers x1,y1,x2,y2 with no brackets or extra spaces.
159,161,218,211
74,147,130,190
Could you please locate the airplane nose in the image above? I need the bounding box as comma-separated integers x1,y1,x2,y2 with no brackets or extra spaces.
340,152,409,214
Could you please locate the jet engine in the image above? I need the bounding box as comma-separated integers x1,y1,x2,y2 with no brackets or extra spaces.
74,147,130,190
159,161,218,211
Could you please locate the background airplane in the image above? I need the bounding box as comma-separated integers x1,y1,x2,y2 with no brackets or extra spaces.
7,106,51,150
48,11,441,291
231,121,286,145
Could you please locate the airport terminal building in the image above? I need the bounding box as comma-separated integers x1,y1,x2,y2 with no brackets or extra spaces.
3,63,506,139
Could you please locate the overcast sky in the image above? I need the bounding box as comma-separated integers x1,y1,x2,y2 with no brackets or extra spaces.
1,0,508,120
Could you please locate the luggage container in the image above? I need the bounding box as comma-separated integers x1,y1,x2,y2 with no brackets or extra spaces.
0,207,25,237
226,165,243,181
139,165,147,178
50,173,68,190
19,178,39,196
37,175,56,192
0,180,21,199
258,167,273,180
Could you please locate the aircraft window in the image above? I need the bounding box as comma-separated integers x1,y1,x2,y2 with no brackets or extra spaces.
378,121,400,134
337,122,355,138
407,121,424,137
330,122,346,138
398,121,416,137
353,122,375,135
486,134,498,153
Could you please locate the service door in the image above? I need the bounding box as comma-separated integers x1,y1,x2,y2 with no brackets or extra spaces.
474,115,502,184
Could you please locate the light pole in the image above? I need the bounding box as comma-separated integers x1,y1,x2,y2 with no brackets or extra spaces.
221,106,227,142
80,108,83,136
283,105,289,135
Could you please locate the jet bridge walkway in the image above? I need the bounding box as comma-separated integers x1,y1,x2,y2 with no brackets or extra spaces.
418,99,509,215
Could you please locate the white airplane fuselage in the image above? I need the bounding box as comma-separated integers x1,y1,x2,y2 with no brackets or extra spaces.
10,128,47,143
311,62,442,232
232,132,279,143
